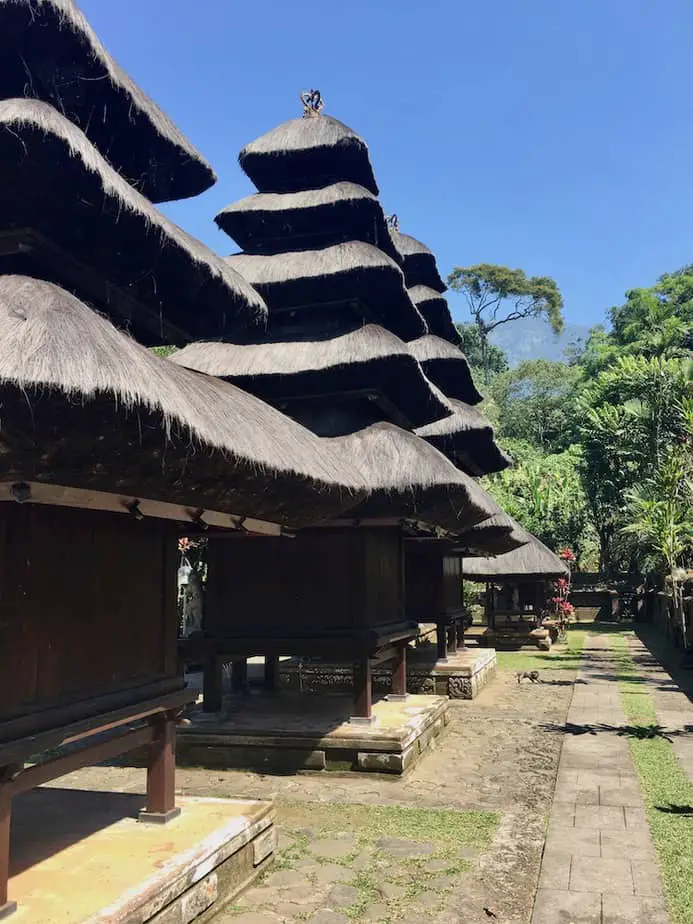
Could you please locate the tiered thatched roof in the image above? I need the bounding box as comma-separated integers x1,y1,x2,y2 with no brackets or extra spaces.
0,276,364,527
216,182,401,261
463,526,569,580
226,243,426,342
454,514,528,556
408,335,483,405
172,325,451,431
416,398,512,476
240,113,378,194
328,422,505,534
390,230,446,292
0,99,266,345
0,0,214,202
409,285,461,345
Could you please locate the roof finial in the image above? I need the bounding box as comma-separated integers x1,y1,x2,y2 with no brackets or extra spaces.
386,214,400,232
301,89,324,117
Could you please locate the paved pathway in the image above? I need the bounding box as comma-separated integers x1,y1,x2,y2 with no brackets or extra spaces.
531,633,670,924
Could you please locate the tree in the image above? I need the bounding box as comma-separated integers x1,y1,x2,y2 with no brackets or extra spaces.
447,264,564,385
491,359,578,453
455,322,509,379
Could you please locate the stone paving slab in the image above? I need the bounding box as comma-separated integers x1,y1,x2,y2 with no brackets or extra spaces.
530,633,670,924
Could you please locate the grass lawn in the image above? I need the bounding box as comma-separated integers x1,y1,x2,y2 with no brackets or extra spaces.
610,634,693,924
495,626,587,672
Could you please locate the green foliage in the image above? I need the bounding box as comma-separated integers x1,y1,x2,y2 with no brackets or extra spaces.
150,345,178,358
447,263,564,384
484,440,598,566
491,359,579,452
455,322,509,378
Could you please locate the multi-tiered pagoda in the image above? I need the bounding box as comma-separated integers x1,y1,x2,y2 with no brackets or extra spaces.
0,10,362,918
173,92,509,722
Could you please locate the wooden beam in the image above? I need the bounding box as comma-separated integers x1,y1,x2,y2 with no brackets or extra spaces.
0,482,281,536
264,657,279,692
203,658,224,713
391,645,407,697
352,655,372,720
0,780,14,919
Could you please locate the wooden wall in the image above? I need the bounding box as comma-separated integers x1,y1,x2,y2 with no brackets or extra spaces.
405,552,463,621
205,526,405,636
0,504,179,724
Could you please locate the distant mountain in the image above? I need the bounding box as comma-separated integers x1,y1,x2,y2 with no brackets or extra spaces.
489,317,591,366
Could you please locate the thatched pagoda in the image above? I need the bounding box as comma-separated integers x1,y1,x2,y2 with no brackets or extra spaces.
172,91,506,722
463,524,569,649
0,11,362,916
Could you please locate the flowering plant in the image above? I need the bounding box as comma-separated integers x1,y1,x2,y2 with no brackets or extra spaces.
558,548,576,563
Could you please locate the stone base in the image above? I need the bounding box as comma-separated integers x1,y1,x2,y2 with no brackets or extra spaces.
466,625,552,651
278,647,497,700
177,692,449,775
7,788,275,923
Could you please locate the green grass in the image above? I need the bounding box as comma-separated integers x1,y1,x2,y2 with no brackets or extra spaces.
495,626,587,672
610,634,693,924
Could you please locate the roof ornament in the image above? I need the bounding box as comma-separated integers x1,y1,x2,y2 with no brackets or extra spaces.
301,89,324,117
386,214,400,232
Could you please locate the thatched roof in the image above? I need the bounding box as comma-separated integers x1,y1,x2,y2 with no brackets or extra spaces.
0,99,266,345
408,336,483,405
390,230,446,292
0,0,215,202
215,182,401,262
463,526,569,580
416,398,512,476
0,276,365,528
171,325,452,431
454,514,528,557
409,286,461,345
330,422,505,534
226,242,426,342
240,113,378,195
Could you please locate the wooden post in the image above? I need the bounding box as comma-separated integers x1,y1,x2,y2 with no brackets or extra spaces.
231,658,249,694
447,621,458,655
458,617,467,651
389,644,408,700
436,620,448,661
139,712,180,824
351,654,372,722
264,656,279,692
0,781,15,919
202,656,223,713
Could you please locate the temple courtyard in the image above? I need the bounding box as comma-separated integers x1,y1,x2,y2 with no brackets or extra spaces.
8,622,687,923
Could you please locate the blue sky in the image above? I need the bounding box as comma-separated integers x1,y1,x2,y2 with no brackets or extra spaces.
82,0,693,330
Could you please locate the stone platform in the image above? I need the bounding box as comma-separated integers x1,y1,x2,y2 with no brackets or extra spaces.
279,646,497,700
466,624,552,650
8,787,275,923
177,692,449,775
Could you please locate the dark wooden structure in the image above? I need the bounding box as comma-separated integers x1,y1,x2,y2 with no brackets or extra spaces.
405,545,467,660
0,504,194,916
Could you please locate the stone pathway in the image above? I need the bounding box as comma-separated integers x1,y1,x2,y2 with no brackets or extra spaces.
531,633,670,924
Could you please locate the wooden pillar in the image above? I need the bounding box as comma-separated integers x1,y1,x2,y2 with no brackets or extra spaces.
0,781,15,919
352,654,372,721
436,620,448,661
231,658,249,694
202,656,223,713
390,644,408,698
458,617,467,651
264,656,279,692
447,621,458,655
139,712,180,824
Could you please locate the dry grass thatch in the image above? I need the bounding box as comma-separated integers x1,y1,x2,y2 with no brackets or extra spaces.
329,422,506,534
463,526,569,580
390,230,446,293
215,181,401,262
0,275,365,526
171,325,452,430
226,241,426,342
416,398,512,477
408,335,483,405
455,514,529,557
239,113,379,195
409,285,461,345
0,99,266,343
0,0,214,202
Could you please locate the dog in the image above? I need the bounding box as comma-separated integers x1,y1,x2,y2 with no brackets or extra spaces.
516,670,540,684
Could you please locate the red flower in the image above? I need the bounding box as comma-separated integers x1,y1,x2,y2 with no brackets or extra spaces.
178,537,190,553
